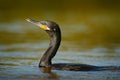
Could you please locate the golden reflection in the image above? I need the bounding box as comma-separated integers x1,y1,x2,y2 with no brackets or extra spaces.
40,67,59,79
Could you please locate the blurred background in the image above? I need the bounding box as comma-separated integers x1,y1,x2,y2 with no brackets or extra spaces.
0,0,120,51
0,0,120,79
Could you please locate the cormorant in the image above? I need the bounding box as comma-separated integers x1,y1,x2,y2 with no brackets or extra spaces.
26,18,120,71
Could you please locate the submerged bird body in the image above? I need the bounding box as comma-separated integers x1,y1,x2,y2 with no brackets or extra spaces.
26,19,120,71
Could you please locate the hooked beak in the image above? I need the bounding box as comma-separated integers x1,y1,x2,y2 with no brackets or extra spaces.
26,18,50,30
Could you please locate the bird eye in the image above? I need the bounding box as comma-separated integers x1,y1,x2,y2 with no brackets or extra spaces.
41,21,46,25
53,28,56,31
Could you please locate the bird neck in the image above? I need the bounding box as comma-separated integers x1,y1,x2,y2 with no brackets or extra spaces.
39,29,61,67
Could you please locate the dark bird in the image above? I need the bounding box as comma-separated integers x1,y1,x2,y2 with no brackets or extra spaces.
26,18,120,71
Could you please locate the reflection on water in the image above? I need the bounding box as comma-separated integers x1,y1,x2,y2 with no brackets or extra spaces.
0,22,120,79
